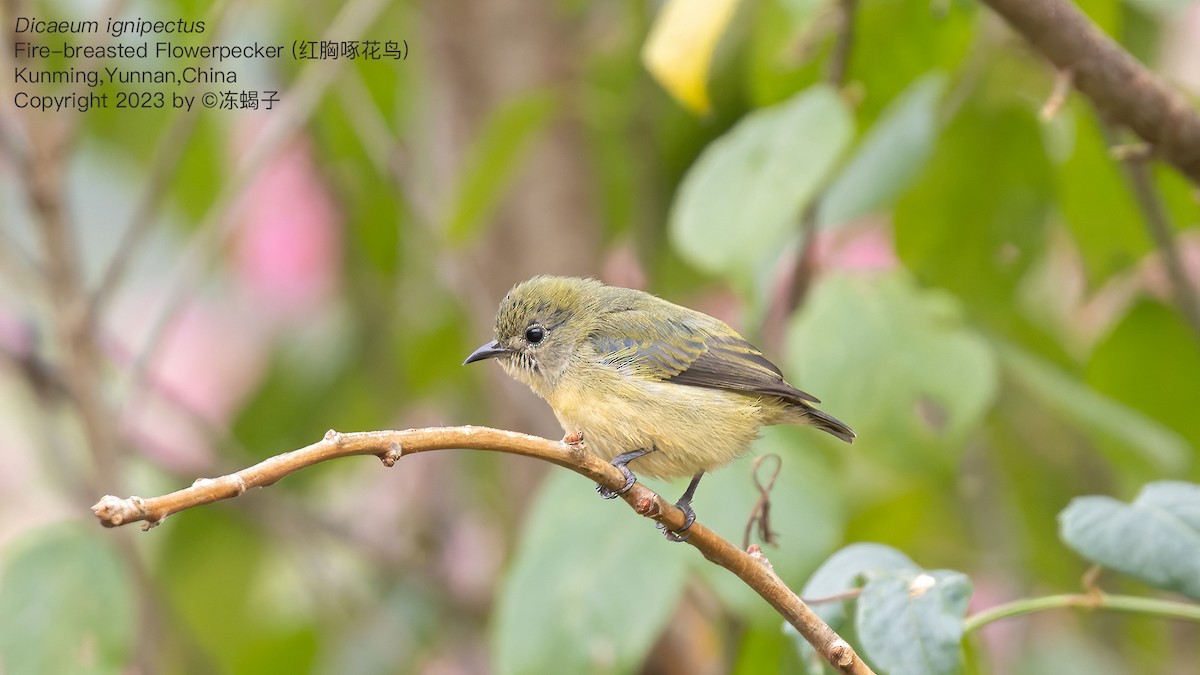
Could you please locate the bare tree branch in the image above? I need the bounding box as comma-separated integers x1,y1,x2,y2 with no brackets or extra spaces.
23,120,120,492
116,0,392,412
781,0,859,321
825,0,858,88
88,0,239,324
93,425,876,675
1100,119,1200,341
980,0,1200,184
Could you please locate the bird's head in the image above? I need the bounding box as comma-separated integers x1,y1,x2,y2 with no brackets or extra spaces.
463,276,605,393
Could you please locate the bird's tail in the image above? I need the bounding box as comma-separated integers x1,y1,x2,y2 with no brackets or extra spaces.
803,406,855,443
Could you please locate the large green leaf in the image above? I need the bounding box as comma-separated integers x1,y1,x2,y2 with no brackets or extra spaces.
894,97,1053,327
799,542,919,628
818,73,947,228
855,569,972,675
1086,301,1200,456
1059,481,1200,599
1056,107,1147,280
493,471,690,674
669,85,853,280
848,0,974,123
787,272,998,468
160,509,318,672
998,342,1190,472
788,543,970,675
0,526,134,675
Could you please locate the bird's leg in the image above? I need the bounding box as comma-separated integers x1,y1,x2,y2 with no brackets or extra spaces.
657,471,704,542
595,448,652,499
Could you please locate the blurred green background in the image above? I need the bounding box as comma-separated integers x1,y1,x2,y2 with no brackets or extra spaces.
1,0,1198,672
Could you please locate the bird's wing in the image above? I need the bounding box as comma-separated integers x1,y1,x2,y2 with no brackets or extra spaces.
590,308,820,404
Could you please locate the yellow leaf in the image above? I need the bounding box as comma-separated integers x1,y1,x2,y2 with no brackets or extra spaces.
642,0,742,115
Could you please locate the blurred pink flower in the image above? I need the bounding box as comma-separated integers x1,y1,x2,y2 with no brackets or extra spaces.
600,242,647,290
967,575,1024,674
815,220,899,272
110,294,269,471
0,308,33,356
231,119,342,322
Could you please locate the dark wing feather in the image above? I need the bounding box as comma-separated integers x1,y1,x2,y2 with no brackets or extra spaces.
591,310,820,405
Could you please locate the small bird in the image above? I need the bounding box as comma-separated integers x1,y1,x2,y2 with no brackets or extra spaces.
464,276,853,541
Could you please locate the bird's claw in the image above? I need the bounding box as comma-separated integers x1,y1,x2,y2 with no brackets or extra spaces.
657,500,696,542
595,462,636,500
594,447,650,500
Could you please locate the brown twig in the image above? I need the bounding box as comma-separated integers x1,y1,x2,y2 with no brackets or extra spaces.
804,588,865,605
825,0,858,88
88,0,238,323
1039,68,1073,121
782,0,858,318
1081,564,1103,599
24,121,120,492
0,227,43,295
980,0,1200,184
742,453,782,549
92,426,876,675
1100,119,1200,342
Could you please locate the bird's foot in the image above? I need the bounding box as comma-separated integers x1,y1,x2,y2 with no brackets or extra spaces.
595,448,650,500
656,472,704,543
656,498,696,542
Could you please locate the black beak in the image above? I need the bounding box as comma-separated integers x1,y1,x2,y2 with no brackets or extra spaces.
463,340,511,365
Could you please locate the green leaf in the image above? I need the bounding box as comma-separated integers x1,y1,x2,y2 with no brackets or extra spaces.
0,526,134,675
848,0,974,125
1056,107,1147,280
800,543,919,628
1072,0,1121,33
493,471,690,674
856,570,972,675
787,272,998,468
1086,301,1200,454
894,96,1054,327
444,90,558,244
1059,481,1200,600
669,85,853,280
683,426,845,620
789,544,970,674
997,343,1190,472
818,73,947,228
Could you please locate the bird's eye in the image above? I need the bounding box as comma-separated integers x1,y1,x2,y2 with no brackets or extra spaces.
524,325,545,344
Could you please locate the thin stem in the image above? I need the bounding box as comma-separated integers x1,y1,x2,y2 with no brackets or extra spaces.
825,0,858,87
781,0,858,318
964,593,1200,633
1100,119,1200,342
88,0,238,323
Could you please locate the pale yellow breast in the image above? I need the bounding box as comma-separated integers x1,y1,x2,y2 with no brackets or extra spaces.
546,365,769,480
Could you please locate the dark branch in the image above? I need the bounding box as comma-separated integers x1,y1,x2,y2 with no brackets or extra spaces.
980,0,1200,184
